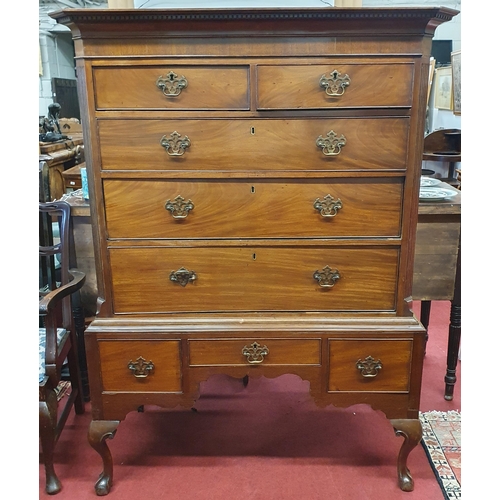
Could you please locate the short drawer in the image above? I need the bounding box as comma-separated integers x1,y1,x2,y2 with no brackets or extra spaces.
256,63,414,109
93,65,250,110
109,246,399,314
98,117,409,171
189,338,321,366
328,339,412,392
98,340,182,392
103,178,403,239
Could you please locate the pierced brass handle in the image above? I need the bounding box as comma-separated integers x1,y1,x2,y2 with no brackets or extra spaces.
170,267,197,287
316,130,346,156
356,356,383,378
156,71,188,97
165,195,194,219
319,70,351,97
128,356,155,378
313,194,343,218
242,342,269,364
313,266,340,288
160,131,191,156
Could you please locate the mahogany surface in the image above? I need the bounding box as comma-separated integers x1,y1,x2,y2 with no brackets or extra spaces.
51,6,458,495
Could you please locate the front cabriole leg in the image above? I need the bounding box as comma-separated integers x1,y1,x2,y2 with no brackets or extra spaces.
88,420,120,496
390,418,422,492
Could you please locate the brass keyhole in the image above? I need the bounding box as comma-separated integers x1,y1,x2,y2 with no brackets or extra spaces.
251,186,255,193
250,127,255,135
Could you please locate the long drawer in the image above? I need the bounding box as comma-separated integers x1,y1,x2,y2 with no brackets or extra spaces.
98,117,409,171
108,246,399,313
328,339,412,392
93,65,250,110
256,63,414,109
104,178,403,239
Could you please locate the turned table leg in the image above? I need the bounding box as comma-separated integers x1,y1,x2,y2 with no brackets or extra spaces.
390,419,422,492
445,241,461,401
88,420,120,496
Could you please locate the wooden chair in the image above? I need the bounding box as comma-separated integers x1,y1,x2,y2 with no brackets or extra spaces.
39,201,86,494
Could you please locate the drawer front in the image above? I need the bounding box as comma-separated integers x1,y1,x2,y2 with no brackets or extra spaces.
104,179,403,239
98,340,182,392
93,65,249,110
98,118,409,171
328,339,412,392
109,247,399,313
257,63,414,109
189,338,321,366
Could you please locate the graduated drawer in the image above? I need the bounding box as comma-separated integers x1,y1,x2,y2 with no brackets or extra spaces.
104,179,403,239
328,339,412,392
98,339,182,392
98,117,409,171
93,65,249,110
109,247,399,313
256,63,414,109
189,338,321,366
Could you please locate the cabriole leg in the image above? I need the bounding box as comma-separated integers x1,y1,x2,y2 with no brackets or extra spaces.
390,418,422,492
88,420,120,496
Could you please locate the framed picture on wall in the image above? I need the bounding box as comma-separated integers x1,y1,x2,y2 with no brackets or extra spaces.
434,66,453,110
451,50,461,115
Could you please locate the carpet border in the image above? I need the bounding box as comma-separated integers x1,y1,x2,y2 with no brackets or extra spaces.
419,410,461,500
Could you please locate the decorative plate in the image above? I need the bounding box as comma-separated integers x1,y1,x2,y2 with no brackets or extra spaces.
419,187,458,201
420,177,442,187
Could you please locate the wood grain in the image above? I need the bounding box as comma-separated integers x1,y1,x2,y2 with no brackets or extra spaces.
103,178,403,239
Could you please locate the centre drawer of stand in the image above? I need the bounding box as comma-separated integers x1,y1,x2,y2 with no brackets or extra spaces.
108,247,399,313
189,338,321,366
93,65,249,110
103,179,403,239
256,63,414,109
97,118,409,171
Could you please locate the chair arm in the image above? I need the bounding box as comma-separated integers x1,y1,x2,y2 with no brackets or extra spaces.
39,270,86,315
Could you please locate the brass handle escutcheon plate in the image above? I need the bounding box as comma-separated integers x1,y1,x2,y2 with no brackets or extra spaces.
242,341,269,364
160,131,191,156
165,195,194,219
313,194,343,218
313,266,340,288
128,356,155,378
170,267,197,287
316,130,346,156
356,356,383,378
319,70,351,97
156,71,188,97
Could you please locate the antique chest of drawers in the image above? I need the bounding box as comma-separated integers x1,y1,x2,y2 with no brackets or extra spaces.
51,6,457,496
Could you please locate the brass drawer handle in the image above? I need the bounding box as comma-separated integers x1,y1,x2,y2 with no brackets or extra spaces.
156,71,188,97
160,131,191,156
356,356,383,378
165,195,194,219
128,356,155,378
242,341,269,364
313,266,340,288
316,130,346,156
170,267,197,287
319,70,351,97
313,194,343,218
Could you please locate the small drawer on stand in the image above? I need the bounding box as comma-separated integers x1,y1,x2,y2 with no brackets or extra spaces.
98,340,181,392
328,339,412,392
189,338,321,366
